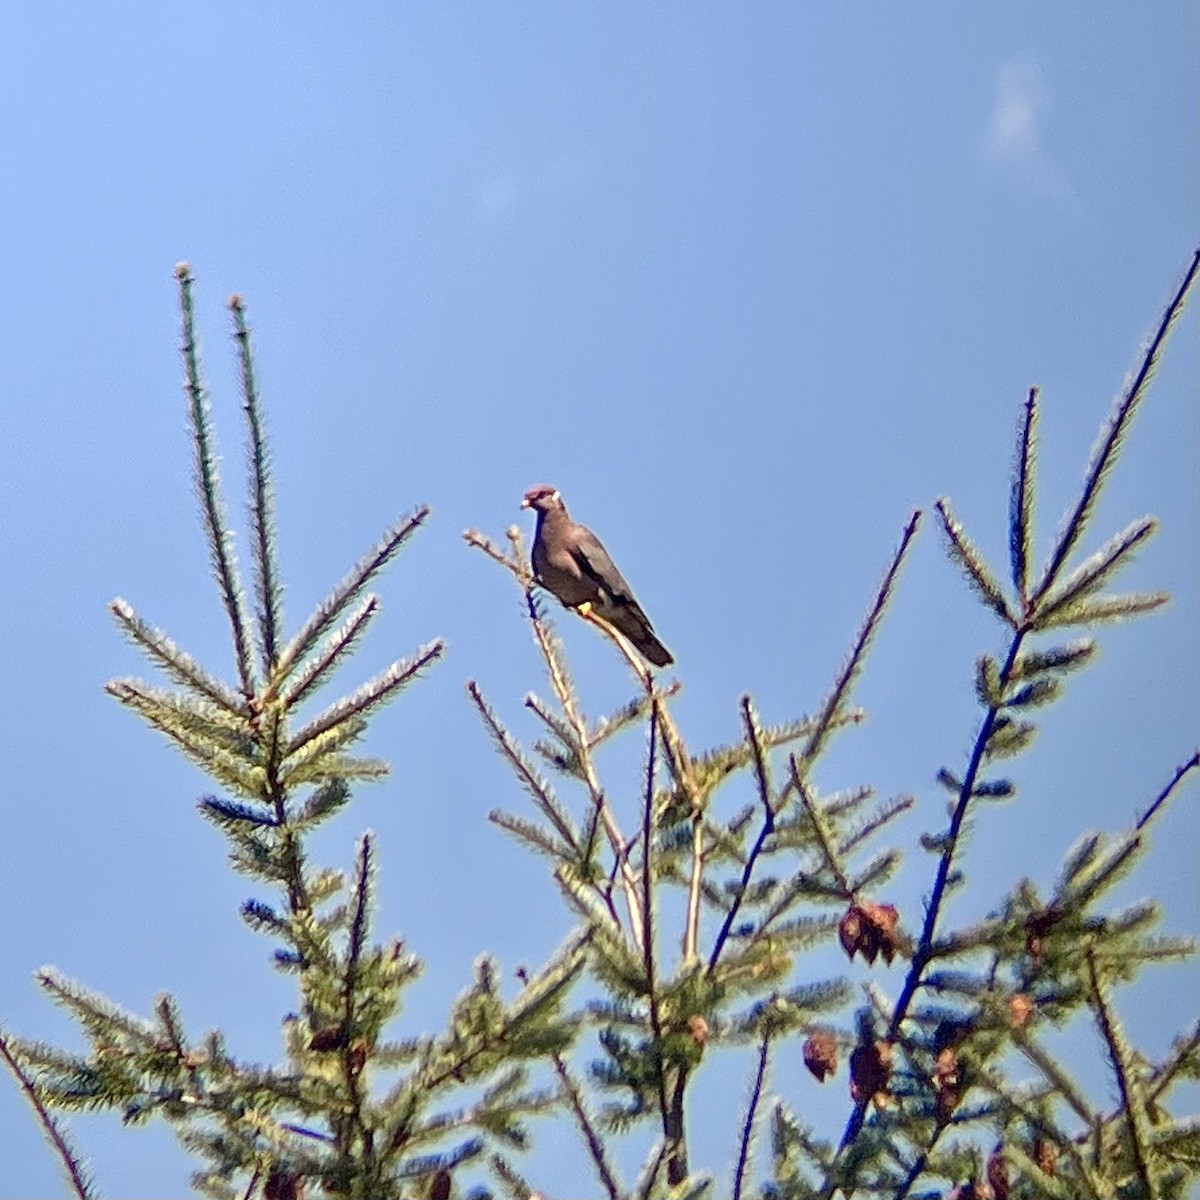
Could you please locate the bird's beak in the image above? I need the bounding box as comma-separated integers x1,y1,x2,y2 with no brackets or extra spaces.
520,497,532,509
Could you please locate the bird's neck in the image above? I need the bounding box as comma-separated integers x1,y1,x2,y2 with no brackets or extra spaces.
539,506,570,535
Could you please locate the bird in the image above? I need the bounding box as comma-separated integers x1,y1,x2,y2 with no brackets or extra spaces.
521,484,674,668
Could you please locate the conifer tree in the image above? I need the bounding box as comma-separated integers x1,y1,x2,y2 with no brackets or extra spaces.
2,252,1197,1199
2,266,586,1200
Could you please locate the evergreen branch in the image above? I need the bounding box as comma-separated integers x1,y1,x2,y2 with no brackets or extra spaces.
1032,248,1199,605
648,696,704,968
108,599,244,714
272,508,432,692
279,597,378,710
463,527,524,580
633,1140,670,1200
846,848,901,894
828,629,1030,1184
1055,831,1143,913
837,794,914,858
741,696,776,823
589,690,676,751
277,718,368,787
105,679,253,757
0,1030,99,1200
523,586,645,951
490,1152,536,1199
339,835,373,1168
751,892,842,951
791,765,854,898
800,509,922,772
1011,1026,1098,1128
684,794,705,967
734,976,849,1032
1035,590,1168,630
285,641,444,758
696,697,783,974
284,755,388,788
732,1037,770,1200
1146,1020,1200,1107
707,807,777,974
175,263,256,700
294,778,353,830
556,860,624,934
1010,387,1039,605
640,700,675,1169
1012,639,1096,679
153,995,205,1104
972,1065,1095,1185
1058,830,1104,888
230,294,283,676
489,809,574,862
935,498,1016,627
199,795,277,829
675,713,857,820
524,692,582,766
551,1051,621,1200
106,680,266,798
1034,515,1158,625
469,681,579,854
1137,752,1199,832
823,263,1194,1195
36,970,156,1045
1087,948,1154,1196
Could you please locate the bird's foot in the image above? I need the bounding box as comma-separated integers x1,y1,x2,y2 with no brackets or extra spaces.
577,601,594,618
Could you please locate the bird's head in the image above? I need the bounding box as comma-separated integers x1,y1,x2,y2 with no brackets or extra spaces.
521,484,564,514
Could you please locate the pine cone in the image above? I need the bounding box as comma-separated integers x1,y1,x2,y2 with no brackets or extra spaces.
803,1031,838,1082
932,1046,961,1122
986,1144,1009,1200
849,1039,892,1106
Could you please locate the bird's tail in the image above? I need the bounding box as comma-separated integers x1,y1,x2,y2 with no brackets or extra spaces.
618,605,673,667
636,631,674,668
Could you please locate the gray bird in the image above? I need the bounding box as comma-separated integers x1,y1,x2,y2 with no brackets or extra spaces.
522,484,674,668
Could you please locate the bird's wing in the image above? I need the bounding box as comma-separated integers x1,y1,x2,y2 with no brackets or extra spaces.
569,525,637,605
570,524,674,667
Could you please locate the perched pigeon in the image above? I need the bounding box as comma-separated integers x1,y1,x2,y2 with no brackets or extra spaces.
522,484,674,667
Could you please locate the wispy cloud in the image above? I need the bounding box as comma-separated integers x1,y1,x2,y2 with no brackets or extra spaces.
476,153,596,223
479,176,522,222
981,60,1072,201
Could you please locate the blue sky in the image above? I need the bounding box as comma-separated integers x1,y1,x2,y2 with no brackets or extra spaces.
1,6,1196,1196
